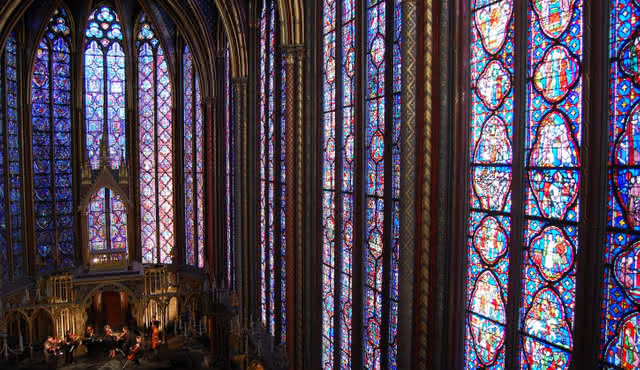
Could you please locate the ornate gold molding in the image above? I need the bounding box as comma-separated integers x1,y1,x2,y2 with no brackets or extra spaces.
418,0,434,364
400,1,417,368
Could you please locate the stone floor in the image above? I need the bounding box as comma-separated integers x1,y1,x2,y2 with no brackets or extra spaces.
0,335,229,369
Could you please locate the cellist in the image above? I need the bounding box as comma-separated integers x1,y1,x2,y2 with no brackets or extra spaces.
151,321,160,356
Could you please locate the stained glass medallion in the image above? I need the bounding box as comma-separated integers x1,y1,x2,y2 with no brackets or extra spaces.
602,0,640,367
465,0,513,367
520,0,582,367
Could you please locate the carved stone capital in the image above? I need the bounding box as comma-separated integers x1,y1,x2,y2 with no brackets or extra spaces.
280,44,305,64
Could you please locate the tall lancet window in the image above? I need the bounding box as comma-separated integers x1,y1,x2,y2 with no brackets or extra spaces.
602,0,640,367
83,5,128,256
84,5,125,170
136,13,174,264
0,31,25,281
183,45,204,268
320,0,401,367
31,8,74,272
462,1,583,368
224,47,235,288
258,0,287,343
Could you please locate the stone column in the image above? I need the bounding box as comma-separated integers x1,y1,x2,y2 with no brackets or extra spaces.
205,97,217,278
294,46,306,370
232,78,248,327
399,1,418,368
280,44,300,369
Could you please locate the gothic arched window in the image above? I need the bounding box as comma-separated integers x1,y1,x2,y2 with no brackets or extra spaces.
320,0,402,367
463,0,583,367
84,5,125,170
258,0,287,343
136,13,174,264
0,31,25,281
31,8,74,272
183,45,204,268
83,5,128,256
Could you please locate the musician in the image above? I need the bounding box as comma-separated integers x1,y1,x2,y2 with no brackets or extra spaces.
128,336,144,366
151,321,160,355
84,325,96,357
104,325,116,358
117,326,133,355
63,330,77,364
43,336,56,369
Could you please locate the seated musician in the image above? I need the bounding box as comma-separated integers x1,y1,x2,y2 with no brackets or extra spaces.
104,325,116,358
84,325,95,357
128,336,144,365
44,336,61,369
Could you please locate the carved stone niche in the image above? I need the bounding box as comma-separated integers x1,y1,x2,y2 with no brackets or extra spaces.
78,156,132,272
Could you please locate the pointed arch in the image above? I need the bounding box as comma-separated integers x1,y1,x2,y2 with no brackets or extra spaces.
83,4,126,170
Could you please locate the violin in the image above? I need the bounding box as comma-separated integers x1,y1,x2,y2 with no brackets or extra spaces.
127,343,141,360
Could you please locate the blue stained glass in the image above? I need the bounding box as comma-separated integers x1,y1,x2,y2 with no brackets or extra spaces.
84,5,125,170
1,31,24,280
83,6,128,258
601,0,640,368
32,8,74,272
465,1,514,368
520,1,583,368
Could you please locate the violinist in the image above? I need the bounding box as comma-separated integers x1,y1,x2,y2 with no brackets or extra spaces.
63,330,78,364
84,325,96,357
127,336,144,366
117,326,132,355
43,336,56,369
104,325,116,358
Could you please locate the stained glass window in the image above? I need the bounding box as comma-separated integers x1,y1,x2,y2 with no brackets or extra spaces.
0,31,25,281
31,8,74,272
462,0,583,368
321,0,401,367
224,46,235,288
602,0,640,367
183,45,205,268
83,5,128,258
520,1,582,366
137,13,174,264
84,5,125,170
464,0,513,367
258,0,287,344
88,187,127,253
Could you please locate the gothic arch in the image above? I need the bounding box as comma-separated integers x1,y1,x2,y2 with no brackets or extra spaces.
25,2,75,89
276,0,304,46
79,282,139,310
211,0,247,78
